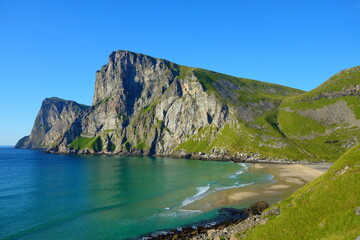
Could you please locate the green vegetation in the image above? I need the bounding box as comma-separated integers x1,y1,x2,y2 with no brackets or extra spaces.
142,104,156,113
291,66,360,100
68,136,103,152
177,65,195,80
192,70,218,93
133,142,149,150
173,67,315,161
176,126,217,153
176,118,309,161
107,141,116,152
278,66,360,161
244,144,360,240
278,111,327,136
192,68,303,103
98,95,112,105
68,137,94,149
92,137,103,152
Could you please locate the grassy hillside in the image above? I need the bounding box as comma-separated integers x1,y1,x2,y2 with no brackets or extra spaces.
243,143,360,240
278,66,360,161
175,67,311,160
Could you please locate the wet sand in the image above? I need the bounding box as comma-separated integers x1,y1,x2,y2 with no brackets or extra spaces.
183,163,330,211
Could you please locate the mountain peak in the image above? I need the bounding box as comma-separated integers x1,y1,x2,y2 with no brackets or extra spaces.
16,50,359,162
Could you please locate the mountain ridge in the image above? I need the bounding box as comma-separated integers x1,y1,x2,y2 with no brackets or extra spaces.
16,50,360,162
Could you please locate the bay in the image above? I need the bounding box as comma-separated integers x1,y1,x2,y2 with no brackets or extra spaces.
0,148,272,240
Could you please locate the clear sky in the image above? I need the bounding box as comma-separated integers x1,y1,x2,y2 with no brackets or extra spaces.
0,0,359,145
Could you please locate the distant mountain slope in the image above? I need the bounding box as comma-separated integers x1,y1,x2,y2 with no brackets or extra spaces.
278,66,360,161
244,143,360,239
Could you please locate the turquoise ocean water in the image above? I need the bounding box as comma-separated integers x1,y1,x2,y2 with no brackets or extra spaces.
0,147,272,239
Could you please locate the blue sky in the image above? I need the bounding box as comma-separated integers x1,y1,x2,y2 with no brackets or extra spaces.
0,0,359,145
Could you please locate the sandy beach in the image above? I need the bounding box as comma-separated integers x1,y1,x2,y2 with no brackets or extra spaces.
183,163,330,211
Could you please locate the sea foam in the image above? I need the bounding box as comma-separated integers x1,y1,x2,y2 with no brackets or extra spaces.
181,184,211,206
215,182,253,191
229,163,248,178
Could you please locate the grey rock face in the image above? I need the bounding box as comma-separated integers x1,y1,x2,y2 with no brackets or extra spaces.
16,97,89,149
54,51,229,155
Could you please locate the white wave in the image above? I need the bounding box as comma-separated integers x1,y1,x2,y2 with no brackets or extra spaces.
215,182,253,191
229,170,244,179
181,184,211,206
158,211,177,218
203,221,217,228
238,163,248,170
179,209,202,214
150,230,169,237
230,163,248,178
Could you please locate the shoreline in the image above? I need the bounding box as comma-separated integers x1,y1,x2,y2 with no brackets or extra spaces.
182,163,327,212
22,146,334,165
137,163,330,239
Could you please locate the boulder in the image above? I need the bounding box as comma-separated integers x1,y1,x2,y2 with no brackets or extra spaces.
262,206,281,217
247,201,270,216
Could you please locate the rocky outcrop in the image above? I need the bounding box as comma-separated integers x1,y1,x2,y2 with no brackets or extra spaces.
16,98,89,149
247,201,270,216
139,202,273,240
51,51,232,155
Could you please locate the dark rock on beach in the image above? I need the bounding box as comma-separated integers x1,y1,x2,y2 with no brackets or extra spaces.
246,201,270,216
135,207,250,240
136,202,271,240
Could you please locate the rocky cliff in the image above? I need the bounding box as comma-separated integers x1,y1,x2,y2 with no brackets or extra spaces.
15,98,89,149
15,50,360,162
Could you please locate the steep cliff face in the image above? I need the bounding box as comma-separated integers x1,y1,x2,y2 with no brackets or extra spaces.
48,50,304,159
15,97,89,149
54,51,232,155
24,50,360,162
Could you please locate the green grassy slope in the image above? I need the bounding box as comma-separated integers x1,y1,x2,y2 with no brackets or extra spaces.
278,66,360,162
244,143,360,240
175,67,309,160
191,68,303,102
68,136,103,152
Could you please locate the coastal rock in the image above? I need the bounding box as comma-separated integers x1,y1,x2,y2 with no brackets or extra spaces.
218,208,249,221
247,201,270,216
15,97,89,149
261,206,281,217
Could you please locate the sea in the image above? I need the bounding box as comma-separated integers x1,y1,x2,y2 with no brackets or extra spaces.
0,147,273,240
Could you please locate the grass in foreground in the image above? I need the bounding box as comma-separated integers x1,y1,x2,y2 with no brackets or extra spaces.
243,144,360,240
